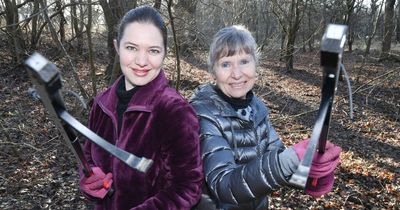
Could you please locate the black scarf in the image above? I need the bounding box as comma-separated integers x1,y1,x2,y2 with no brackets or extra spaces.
116,77,138,133
213,85,253,110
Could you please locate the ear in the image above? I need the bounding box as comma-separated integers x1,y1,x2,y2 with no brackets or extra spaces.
113,39,119,55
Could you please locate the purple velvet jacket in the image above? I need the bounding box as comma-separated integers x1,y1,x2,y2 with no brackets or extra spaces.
81,71,203,209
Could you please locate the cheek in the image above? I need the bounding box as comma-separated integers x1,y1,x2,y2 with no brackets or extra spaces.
119,51,132,65
150,56,164,68
245,66,257,78
215,69,229,82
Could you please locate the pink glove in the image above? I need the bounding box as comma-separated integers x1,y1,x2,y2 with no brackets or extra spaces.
292,139,341,197
80,167,113,199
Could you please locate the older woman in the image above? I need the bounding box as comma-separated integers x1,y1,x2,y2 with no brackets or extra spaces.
190,25,341,210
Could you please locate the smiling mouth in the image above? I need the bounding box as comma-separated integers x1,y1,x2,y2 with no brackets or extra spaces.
230,81,246,88
133,69,149,77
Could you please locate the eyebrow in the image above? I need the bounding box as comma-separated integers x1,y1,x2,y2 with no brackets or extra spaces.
123,41,163,49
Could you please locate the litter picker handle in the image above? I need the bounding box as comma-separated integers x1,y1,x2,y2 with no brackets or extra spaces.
289,24,347,189
25,53,113,195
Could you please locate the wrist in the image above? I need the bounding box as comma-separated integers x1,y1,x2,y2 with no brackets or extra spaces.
278,147,300,179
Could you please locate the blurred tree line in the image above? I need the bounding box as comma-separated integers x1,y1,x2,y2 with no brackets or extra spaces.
0,0,397,100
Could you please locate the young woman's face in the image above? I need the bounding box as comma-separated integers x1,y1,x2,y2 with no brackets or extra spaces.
114,22,165,90
214,52,257,99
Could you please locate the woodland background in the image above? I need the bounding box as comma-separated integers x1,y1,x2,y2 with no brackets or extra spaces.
0,0,399,209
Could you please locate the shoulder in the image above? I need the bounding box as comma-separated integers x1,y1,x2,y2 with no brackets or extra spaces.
159,86,191,108
190,84,227,118
156,86,197,120
90,86,112,110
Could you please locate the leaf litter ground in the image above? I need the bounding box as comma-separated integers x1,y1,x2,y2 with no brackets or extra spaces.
0,48,398,209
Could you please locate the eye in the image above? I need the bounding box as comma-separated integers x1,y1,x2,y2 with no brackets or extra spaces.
221,62,231,68
240,59,249,65
126,46,137,51
149,49,161,55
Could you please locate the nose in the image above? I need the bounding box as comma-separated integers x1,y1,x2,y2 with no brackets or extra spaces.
231,64,243,79
135,51,148,67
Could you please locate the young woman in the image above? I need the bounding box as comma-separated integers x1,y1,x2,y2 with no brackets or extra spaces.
190,25,341,209
79,6,203,209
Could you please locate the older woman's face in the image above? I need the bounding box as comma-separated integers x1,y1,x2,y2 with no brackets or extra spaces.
214,52,257,99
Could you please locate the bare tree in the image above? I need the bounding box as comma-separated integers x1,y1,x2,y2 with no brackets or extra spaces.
343,0,356,52
271,0,307,71
365,0,383,56
98,0,124,83
380,0,396,60
98,0,137,84
4,0,26,62
174,0,198,56
86,0,97,97
257,0,276,50
29,0,40,50
38,0,89,100
71,0,85,54
396,3,400,43
168,0,182,90
55,0,66,43
153,0,161,10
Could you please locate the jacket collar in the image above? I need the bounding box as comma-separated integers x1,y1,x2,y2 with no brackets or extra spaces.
194,84,267,125
98,70,168,114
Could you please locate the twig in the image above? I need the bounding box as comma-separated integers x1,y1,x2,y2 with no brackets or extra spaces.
39,135,60,147
0,175,6,181
279,101,289,115
0,141,42,152
344,193,364,206
353,67,399,94
281,128,312,133
272,109,317,123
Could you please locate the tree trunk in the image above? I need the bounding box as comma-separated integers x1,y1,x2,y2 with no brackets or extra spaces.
86,0,97,97
380,0,396,60
280,29,285,61
396,4,400,43
306,2,314,52
285,29,295,71
175,0,197,56
347,29,354,52
98,0,126,84
154,0,162,10
365,0,383,56
39,0,61,53
109,54,121,84
343,0,355,53
71,0,84,54
4,0,25,62
56,0,66,44
168,0,182,91
284,0,303,71
38,0,89,101
125,0,137,11
30,0,39,50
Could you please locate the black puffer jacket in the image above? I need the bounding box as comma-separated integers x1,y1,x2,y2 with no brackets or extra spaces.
190,84,293,210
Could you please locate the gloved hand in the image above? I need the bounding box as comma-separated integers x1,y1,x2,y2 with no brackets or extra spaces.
292,139,341,197
79,167,113,199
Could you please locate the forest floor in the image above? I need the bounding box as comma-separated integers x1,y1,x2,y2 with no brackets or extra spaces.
0,43,399,209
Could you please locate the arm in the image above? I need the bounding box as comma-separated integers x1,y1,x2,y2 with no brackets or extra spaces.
131,99,203,210
82,99,98,167
79,99,100,201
